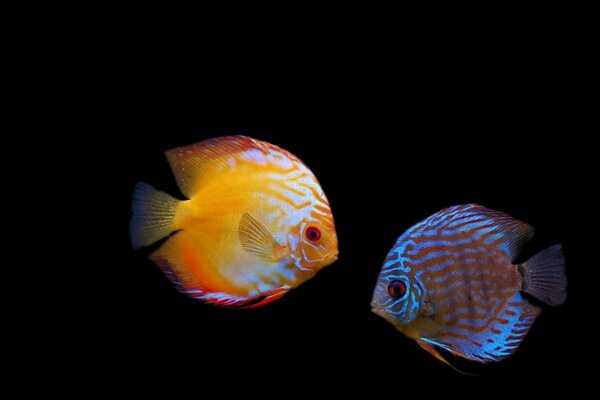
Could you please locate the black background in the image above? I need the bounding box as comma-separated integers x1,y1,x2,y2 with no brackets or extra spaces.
13,7,595,395
81,36,592,394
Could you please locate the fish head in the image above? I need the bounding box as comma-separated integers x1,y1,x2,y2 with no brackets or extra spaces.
294,214,338,270
371,257,423,328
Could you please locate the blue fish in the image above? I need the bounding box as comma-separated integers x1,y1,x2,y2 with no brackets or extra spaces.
371,204,567,369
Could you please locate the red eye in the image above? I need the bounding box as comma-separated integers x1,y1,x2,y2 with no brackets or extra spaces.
305,226,321,242
388,280,407,298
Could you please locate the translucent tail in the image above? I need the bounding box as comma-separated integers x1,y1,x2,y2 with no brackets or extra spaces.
518,244,567,306
130,182,180,249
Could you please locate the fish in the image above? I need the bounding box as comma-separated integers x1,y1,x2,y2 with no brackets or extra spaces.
370,204,566,369
130,135,338,308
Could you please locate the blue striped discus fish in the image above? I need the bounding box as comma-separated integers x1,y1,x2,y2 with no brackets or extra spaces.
371,204,566,369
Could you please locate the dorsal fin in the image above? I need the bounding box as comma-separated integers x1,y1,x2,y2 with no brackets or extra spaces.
164,135,269,198
444,204,534,262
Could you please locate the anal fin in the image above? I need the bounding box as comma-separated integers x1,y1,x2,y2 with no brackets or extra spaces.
417,339,477,376
149,231,203,294
201,286,291,309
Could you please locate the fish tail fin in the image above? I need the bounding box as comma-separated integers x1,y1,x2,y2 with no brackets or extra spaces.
130,182,180,249
518,244,567,306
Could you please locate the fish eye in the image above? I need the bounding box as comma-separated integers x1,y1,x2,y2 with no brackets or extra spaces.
388,280,407,298
305,226,321,242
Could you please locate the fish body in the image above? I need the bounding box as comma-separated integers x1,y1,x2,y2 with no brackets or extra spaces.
131,136,338,308
371,204,566,366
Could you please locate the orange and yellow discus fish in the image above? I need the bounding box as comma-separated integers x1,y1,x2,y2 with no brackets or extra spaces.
130,136,338,308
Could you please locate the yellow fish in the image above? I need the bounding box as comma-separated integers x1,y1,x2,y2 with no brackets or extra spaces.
130,136,338,308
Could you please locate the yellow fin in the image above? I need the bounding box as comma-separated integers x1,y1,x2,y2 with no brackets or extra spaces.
165,135,267,198
417,339,477,376
149,230,238,297
149,231,201,292
238,213,287,263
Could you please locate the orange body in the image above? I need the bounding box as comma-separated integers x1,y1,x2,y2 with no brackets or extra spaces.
131,136,338,307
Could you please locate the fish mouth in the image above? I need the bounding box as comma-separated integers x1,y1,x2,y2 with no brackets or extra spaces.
370,304,397,322
371,305,383,316
371,306,401,327
328,250,339,262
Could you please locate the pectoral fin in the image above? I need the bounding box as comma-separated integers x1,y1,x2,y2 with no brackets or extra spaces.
238,213,288,262
421,302,435,317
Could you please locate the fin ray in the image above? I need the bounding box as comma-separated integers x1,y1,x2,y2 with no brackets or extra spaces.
149,231,201,292
417,339,477,375
519,244,567,305
207,286,291,309
238,213,285,262
165,135,270,198
130,182,180,249
442,204,534,261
